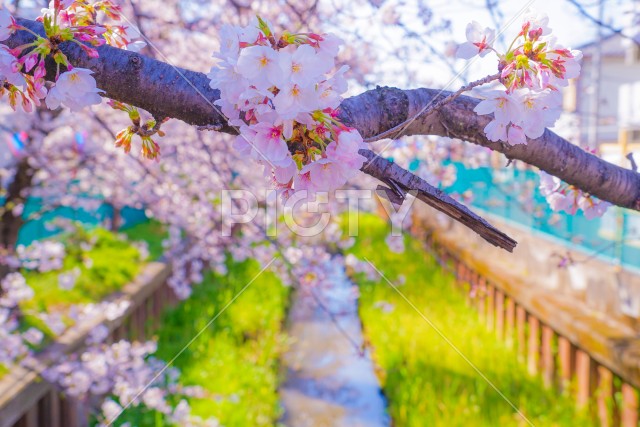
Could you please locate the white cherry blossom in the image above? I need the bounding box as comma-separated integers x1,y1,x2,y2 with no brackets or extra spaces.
46,68,103,111
456,21,495,59
235,45,281,89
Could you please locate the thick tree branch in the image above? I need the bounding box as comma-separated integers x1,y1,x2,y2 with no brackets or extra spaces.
340,87,640,212
6,18,639,250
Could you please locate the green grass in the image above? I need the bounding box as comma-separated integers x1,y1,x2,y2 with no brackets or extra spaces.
345,213,594,427
122,220,167,261
113,258,290,427
20,227,143,336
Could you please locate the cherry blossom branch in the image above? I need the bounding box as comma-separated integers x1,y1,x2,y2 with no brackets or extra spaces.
5,18,640,246
338,86,640,212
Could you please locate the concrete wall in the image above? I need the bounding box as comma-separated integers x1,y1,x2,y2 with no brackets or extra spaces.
413,203,640,330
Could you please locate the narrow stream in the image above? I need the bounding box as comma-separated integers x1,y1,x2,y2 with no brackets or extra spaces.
279,260,390,427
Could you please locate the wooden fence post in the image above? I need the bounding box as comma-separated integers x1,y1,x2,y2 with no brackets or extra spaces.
541,325,554,388
528,316,540,376
505,297,515,346
576,349,592,408
495,290,505,339
596,365,614,427
486,284,495,330
558,336,575,392
622,382,639,427
516,305,526,360
477,277,487,320
43,391,61,427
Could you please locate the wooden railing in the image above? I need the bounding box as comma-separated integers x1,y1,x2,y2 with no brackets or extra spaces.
411,214,640,427
0,261,177,427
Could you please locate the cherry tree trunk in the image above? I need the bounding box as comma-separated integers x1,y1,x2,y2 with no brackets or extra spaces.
0,158,34,278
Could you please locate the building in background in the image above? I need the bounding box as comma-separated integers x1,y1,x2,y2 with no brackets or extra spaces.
566,5,640,166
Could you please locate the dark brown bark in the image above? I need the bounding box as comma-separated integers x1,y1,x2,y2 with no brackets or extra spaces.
110,205,122,232
1,158,33,250
0,158,34,278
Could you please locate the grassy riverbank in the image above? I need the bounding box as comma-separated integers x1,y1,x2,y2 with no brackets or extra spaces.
346,213,594,426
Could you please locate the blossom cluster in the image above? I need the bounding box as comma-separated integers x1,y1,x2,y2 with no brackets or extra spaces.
16,239,66,272
0,272,39,365
0,2,144,113
538,171,611,219
458,11,581,145
0,231,213,427
44,339,218,427
455,12,612,219
208,17,367,198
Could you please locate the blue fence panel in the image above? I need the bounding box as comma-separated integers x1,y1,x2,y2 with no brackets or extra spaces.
8,198,148,246
446,163,640,270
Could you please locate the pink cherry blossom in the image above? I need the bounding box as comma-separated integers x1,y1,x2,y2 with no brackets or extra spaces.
520,10,551,37
315,33,341,62
578,195,611,220
507,125,527,145
0,46,26,89
58,267,81,290
215,25,241,61
293,171,317,194
546,191,574,213
539,170,561,196
483,119,507,142
250,122,290,163
538,171,610,218
273,160,297,185
22,327,44,345
0,272,33,306
325,130,367,179
511,89,562,139
301,158,348,191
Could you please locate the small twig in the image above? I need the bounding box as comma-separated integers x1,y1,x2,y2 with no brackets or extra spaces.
627,152,638,172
